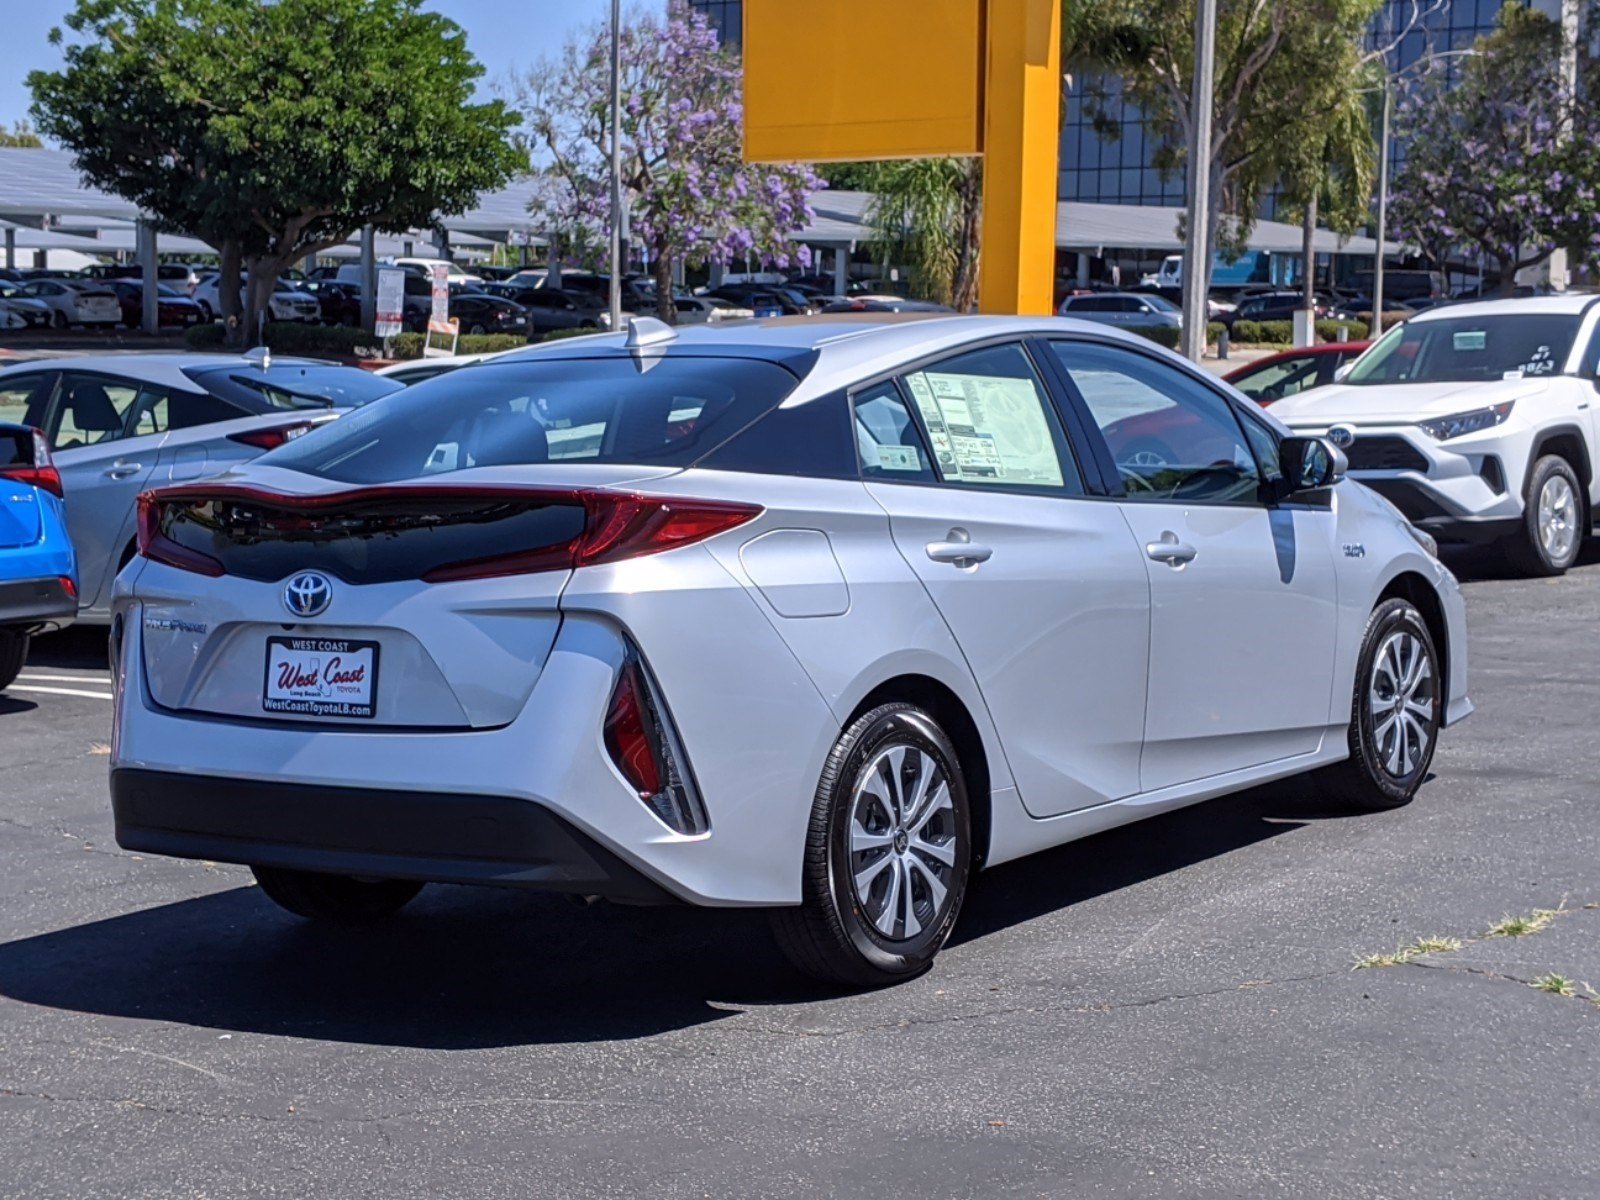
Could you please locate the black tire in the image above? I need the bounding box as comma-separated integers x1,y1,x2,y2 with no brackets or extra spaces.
1507,454,1584,576
251,866,422,923
468,322,486,335
770,702,972,987
1316,598,1442,811
0,630,28,691
51,310,68,330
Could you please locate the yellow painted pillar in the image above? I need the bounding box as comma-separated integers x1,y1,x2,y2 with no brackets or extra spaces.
977,0,1062,315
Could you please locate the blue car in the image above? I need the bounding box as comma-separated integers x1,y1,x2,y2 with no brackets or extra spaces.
0,423,77,690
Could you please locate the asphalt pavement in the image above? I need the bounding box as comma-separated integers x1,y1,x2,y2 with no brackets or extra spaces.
1,548,1597,1199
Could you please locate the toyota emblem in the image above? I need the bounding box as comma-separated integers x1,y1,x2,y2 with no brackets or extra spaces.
1327,424,1356,449
283,572,333,619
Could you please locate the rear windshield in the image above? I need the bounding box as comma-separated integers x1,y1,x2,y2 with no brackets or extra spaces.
1347,314,1580,385
185,365,403,412
262,355,802,483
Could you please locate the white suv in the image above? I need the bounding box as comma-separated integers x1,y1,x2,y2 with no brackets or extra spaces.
1269,296,1600,575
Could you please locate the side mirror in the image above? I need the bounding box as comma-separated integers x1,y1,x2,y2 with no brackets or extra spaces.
1278,435,1345,498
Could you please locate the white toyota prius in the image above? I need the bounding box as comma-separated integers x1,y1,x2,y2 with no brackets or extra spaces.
110,315,1471,986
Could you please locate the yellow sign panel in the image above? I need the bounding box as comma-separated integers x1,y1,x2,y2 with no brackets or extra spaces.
742,0,983,162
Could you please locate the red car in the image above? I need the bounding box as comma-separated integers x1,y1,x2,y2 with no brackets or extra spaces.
1223,341,1371,405
106,280,208,329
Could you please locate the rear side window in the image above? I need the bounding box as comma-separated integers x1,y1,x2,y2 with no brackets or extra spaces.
898,343,1081,493
264,356,802,483
0,374,53,429
853,382,936,482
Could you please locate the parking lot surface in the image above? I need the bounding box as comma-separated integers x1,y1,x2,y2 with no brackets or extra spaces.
1,551,1597,1199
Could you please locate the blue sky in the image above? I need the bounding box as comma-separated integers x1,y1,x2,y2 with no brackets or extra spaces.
0,1,651,131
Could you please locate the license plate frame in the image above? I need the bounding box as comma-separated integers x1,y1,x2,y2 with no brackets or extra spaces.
263,635,380,720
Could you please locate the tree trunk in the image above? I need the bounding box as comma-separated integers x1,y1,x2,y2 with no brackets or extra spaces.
218,240,244,348
242,260,283,349
654,250,674,324
952,162,983,313
1301,194,1318,346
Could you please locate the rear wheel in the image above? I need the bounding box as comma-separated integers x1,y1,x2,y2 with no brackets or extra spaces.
771,703,971,987
0,630,28,691
51,310,68,330
251,866,422,923
1508,454,1584,576
1316,598,1441,811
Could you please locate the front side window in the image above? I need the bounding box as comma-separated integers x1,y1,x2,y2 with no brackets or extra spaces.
263,355,802,483
1348,314,1580,385
898,343,1080,492
1050,341,1261,504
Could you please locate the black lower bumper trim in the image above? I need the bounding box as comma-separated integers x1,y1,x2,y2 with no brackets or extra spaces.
0,576,75,627
1357,480,1519,545
111,769,673,903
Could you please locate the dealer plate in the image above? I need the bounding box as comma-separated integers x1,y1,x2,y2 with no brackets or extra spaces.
263,636,379,719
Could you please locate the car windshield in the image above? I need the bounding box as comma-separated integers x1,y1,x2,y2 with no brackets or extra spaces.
1347,314,1580,385
185,364,403,411
1144,294,1179,313
261,355,802,483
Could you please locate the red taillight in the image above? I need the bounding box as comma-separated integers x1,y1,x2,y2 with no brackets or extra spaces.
59,575,76,600
421,493,761,583
604,660,663,799
0,428,63,498
135,492,224,577
228,422,315,451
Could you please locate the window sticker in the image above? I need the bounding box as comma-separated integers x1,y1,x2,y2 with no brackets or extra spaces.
875,444,922,472
904,369,1063,486
1453,331,1486,352
1520,344,1557,375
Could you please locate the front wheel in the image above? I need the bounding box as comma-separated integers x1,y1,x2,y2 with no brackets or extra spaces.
1316,598,1441,811
1508,454,1584,576
0,630,28,691
252,866,423,923
770,703,971,987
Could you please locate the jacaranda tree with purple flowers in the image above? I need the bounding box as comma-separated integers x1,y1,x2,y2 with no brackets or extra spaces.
512,2,819,322
1391,5,1600,291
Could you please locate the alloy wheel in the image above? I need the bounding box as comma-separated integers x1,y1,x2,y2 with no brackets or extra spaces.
846,743,959,941
1538,473,1578,565
1369,630,1435,779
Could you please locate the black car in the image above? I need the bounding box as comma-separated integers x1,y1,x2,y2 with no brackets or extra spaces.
707,285,810,316
448,292,531,337
1222,290,1354,329
300,279,363,327
494,286,606,335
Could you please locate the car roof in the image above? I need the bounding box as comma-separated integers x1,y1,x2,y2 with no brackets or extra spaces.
1224,342,1371,377
481,313,1201,403
1409,293,1600,322
0,353,340,391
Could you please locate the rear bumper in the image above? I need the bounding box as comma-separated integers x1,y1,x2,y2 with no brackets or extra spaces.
0,575,76,628
112,767,672,902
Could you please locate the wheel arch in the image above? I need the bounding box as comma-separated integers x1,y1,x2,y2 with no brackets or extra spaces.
1376,571,1448,694
1529,424,1592,497
845,674,993,871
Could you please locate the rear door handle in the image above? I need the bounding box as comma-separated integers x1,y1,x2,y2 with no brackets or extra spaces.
1146,534,1198,566
926,539,993,568
105,461,143,479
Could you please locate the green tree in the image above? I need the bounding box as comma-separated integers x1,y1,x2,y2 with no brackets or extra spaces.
0,121,43,148
1071,0,1386,302
30,0,522,342
861,159,982,310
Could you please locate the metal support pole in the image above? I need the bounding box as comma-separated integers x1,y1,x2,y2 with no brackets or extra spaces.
359,224,376,331
138,218,158,335
1372,79,1391,337
3,226,13,271
1180,0,1217,361
833,246,848,296
608,0,624,330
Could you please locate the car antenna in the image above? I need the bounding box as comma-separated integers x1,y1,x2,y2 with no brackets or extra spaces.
624,316,676,352
243,345,271,370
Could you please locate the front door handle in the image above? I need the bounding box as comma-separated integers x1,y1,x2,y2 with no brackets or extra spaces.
105,461,143,479
926,529,993,568
1146,533,1198,567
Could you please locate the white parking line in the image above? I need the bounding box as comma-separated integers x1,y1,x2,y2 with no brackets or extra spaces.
18,673,112,683
7,684,115,701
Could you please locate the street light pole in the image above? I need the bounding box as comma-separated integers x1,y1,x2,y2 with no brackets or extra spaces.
608,0,624,333
1180,0,1217,362
1372,77,1391,336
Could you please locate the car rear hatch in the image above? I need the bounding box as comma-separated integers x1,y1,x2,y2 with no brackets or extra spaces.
135,465,679,729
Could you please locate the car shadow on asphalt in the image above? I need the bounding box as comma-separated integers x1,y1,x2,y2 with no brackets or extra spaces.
1441,540,1600,583
26,626,109,671
0,776,1363,1048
